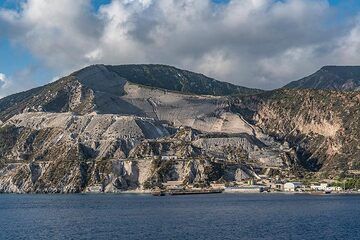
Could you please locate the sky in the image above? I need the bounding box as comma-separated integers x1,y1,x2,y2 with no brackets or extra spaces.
1,0,360,97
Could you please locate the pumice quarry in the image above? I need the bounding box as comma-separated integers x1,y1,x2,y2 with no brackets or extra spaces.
0,64,359,195
3,1,360,239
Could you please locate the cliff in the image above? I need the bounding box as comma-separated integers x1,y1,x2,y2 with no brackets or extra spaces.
232,89,360,178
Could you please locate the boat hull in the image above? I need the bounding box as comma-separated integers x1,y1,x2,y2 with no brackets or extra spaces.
168,189,223,195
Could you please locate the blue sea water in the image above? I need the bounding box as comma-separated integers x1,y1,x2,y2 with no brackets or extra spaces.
0,193,359,240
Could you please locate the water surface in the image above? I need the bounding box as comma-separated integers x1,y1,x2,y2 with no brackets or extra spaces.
0,193,359,239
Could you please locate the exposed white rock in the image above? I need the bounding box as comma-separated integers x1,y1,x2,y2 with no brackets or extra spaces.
6,112,170,140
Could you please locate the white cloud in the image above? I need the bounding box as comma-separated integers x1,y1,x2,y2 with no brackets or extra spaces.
0,68,40,98
1,0,360,91
331,16,360,65
0,72,12,98
0,0,102,71
195,50,236,81
0,73,7,87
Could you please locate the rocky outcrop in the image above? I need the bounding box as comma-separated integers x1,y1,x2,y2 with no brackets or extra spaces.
233,89,360,178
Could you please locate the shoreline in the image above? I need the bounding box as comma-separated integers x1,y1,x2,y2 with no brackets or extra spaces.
1,190,360,195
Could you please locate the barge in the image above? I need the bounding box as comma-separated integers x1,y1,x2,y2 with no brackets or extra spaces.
168,188,223,195
151,188,224,196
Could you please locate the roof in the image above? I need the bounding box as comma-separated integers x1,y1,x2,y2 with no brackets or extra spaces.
284,182,302,187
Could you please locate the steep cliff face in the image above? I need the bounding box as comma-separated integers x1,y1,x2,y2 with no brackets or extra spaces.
0,113,295,193
232,89,360,177
0,112,171,193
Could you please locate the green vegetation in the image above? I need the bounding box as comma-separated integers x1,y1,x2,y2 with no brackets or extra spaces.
0,125,19,158
107,64,263,96
284,66,360,91
143,158,175,189
332,178,360,190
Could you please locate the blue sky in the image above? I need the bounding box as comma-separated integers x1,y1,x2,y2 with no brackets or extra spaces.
1,0,360,96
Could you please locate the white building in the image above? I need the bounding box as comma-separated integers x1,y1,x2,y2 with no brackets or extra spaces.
284,182,302,192
310,183,328,191
326,186,342,192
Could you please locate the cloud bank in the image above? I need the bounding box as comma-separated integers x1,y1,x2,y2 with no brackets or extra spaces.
1,0,360,93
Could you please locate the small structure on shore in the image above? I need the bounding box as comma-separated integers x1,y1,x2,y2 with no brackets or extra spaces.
329,186,343,192
210,183,226,189
284,182,302,192
163,180,183,190
310,183,328,191
271,182,284,191
86,184,103,193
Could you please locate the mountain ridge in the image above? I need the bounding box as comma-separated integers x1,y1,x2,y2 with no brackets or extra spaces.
0,64,263,121
284,65,360,91
106,64,263,96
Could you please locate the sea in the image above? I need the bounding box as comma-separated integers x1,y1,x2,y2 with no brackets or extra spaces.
0,193,359,240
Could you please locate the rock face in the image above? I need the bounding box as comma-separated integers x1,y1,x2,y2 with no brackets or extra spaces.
0,120,293,193
284,66,360,91
232,89,360,178
0,64,359,193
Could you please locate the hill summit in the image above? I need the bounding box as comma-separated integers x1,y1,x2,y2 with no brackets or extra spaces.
0,64,262,121
107,64,263,96
284,66,360,91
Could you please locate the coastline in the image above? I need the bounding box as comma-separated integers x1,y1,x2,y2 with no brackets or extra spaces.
2,188,360,195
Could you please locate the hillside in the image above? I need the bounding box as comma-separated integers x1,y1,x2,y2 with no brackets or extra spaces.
0,64,290,193
284,66,360,91
107,64,263,96
232,89,360,177
0,64,262,122
0,64,359,193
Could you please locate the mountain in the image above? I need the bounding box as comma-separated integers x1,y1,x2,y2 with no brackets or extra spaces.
0,64,359,193
0,64,262,122
0,64,294,193
284,66,360,91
